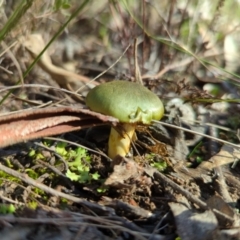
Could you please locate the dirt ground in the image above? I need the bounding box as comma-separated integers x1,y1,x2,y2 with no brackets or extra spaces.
0,1,240,239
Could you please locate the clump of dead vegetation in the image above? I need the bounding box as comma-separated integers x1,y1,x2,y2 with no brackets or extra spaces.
0,1,240,239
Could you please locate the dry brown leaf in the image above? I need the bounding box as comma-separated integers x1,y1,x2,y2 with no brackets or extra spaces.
104,156,142,187
206,195,236,227
199,144,239,171
20,34,98,97
0,106,118,148
169,202,220,240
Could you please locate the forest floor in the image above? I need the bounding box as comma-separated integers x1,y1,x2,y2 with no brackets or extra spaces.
0,1,240,239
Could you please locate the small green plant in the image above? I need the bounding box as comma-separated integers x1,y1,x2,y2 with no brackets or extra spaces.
54,0,71,10
97,185,108,193
187,141,203,163
145,153,167,172
28,149,44,160
28,201,38,210
66,147,100,183
0,204,16,214
0,170,20,185
56,142,100,183
196,156,203,164
25,169,39,179
56,141,68,156
4,158,14,168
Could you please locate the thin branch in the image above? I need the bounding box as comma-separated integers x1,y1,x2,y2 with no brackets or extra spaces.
150,167,235,225
0,163,114,214
153,120,240,149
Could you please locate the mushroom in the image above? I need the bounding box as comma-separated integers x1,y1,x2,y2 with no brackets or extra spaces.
86,80,164,159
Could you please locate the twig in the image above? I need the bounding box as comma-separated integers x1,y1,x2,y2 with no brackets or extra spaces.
134,38,143,85
33,142,69,171
0,65,13,74
1,41,23,85
74,41,132,92
209,121,233,205
0,194,24,206
44,137,111,161
106,199,153,219
153,120,240,149
22,34,95,102
0,163,114,214
150,167,235,224
0,215,148,240
142,57,194,79
51,41,132,106
0,40,18,58
0,83,84,99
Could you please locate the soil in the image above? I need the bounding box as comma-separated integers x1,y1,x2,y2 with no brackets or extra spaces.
0,1,240,240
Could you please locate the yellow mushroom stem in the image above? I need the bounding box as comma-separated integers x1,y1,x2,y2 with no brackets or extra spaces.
108,123,136,159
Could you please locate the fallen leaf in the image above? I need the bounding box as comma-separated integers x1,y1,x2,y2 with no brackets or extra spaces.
169,202,220,240
199,144,240,171
20,34,98,100
206,195,236,227
0,106,118,148
104,156,141,187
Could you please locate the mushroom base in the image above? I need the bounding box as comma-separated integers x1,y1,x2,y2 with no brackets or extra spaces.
108,123,136,159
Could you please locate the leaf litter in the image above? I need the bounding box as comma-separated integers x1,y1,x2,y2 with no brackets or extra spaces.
0,1,240,239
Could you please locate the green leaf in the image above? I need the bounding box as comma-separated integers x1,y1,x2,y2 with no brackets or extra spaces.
97,186,108,193
8,204,16,213
5,158,14,168
54,0,70,10
62,3,71,9
28,149,36,157
35,152,45,160
66,168,92,183
65,147,96,183
56,142,68,156
78,171,91,183
0,204,16,214
91,172,100,180
25,169,39,179
28,201,38,209
66,169,80,181
150,161,167,172
77,164,89,172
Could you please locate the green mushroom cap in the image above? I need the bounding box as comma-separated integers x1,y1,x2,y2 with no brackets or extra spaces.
86,80,164,124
